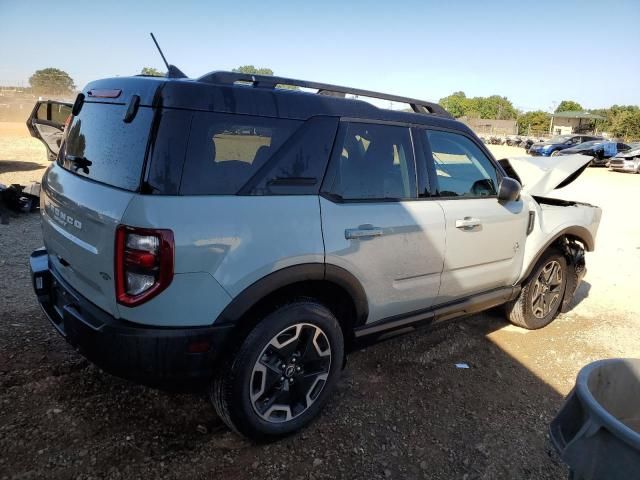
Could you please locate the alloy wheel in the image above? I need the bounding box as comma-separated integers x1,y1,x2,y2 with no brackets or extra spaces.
531,260,563,319
250,323,332,423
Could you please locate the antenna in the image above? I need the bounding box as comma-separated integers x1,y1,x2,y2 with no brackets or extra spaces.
150,32,170,71
148,32,187,79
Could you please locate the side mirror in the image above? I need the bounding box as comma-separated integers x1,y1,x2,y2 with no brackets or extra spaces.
497,176,521,203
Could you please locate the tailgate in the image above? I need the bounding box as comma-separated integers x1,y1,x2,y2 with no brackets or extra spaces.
41,163,135,317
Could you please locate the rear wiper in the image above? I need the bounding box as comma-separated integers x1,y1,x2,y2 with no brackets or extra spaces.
66,155,92,174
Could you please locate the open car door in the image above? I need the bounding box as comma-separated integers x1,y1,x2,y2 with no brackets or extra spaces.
26,100,72,161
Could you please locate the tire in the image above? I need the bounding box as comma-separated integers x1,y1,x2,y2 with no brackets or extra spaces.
505,248,567,329
211,301,344,440
551,150,560,157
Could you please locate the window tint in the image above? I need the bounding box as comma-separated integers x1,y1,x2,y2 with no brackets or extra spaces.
245,116,339,195
324,123,416,200
425,130,498,197
180,113,301,195
145,109,193,195
36,102,48,120
50,103,72,124
58,102,153,191
35,102,72,124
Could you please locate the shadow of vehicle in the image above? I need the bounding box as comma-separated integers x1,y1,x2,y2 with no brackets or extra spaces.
0,160,46,175
0,305,569,479
569,281,591,309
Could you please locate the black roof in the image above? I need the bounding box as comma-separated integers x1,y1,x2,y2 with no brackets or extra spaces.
82,72,469,134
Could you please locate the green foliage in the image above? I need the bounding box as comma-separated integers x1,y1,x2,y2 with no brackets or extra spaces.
140,67,164,77
555,100,583,113
29,68,75,96
517,110,551,135
438,91,468,118
583,105,639,138
438,91,517,120
232,65,274,76
609,109,640,140
231,65,298,90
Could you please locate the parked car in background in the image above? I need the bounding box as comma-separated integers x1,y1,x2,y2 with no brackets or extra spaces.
608,145,640,173
528,134,603,157
522,137,546,153
505,135,523,147
556,140,632,166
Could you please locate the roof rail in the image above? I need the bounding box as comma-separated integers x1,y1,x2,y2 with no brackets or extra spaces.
196,71,452,118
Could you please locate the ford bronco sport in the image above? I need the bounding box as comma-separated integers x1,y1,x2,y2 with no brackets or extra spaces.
28,71,601,440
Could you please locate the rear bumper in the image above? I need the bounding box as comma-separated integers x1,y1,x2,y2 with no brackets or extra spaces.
30,247,233,388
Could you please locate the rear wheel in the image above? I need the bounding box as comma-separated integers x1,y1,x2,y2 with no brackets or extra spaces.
506,249,567,329
211,301,344,440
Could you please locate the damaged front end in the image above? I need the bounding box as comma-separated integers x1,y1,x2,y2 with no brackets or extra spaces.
499,154,602,317
559,237,586,313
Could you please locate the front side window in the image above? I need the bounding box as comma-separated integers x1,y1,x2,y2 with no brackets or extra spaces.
180,113,301,195
324,122,416,200
425,130,498,198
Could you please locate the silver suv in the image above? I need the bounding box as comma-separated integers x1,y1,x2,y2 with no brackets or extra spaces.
28,71,601,440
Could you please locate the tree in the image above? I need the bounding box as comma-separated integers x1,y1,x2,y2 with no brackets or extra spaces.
471,95,518,120
140,67,164,77
610,110,640,140
517,110,551,135
555,100,583,113
438,91,469,118
29,68,75,96
439,91,517,120
231,65,298,90
232,65,274,76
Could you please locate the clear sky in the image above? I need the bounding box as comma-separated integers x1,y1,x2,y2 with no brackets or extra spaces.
1,0,638,111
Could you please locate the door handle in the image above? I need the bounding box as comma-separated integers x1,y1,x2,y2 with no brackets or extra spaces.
345,226,384,240
455,217,482,230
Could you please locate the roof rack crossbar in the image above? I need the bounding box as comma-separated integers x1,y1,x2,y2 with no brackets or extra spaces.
197,71,451,118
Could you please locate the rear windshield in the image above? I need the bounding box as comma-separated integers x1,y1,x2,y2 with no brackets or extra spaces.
58,102,152,191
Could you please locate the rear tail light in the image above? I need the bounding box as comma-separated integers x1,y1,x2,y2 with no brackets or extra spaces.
115,225,174,306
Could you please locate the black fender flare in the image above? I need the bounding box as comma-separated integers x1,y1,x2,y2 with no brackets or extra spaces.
214,263,369,326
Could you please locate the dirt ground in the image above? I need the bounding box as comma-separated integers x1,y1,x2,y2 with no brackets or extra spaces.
1,122,638,479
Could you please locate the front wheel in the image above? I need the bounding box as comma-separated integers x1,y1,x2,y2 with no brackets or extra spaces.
211,301,344,440
551,150,561,156
506,248,567,329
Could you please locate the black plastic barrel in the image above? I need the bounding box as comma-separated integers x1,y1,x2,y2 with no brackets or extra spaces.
550,358,640,480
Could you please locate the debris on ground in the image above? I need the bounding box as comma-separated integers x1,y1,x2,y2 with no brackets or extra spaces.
0,181,40,223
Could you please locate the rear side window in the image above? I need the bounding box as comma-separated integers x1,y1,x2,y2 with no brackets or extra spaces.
425,130,498,198
243,116,339,195
50,103,72,124
180,113,302,195
145,109,193,195
322,122,417,200
59,102,153,191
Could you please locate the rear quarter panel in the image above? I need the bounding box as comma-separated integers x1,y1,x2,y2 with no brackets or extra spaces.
120,195,324,326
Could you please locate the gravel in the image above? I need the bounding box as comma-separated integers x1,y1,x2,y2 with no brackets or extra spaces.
2,126,637,479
